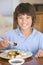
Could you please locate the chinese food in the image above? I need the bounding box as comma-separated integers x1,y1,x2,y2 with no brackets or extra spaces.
7,50,26,58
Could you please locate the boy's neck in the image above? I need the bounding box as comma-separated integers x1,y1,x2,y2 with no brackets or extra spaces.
20,28,32,38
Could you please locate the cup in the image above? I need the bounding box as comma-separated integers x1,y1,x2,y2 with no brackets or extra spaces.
8,58,25,65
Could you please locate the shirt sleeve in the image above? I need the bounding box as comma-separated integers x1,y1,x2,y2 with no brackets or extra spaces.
1,31,10,41
39,34,43,50
1,31,14,50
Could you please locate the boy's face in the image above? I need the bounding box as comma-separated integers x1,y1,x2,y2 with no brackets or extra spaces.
17,14,32,30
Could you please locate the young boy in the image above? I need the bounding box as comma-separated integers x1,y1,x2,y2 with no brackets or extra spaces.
0,3,43,57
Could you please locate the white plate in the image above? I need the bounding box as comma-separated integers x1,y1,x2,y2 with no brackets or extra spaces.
0,50,4,53
0,50,33,59
8,58,25,65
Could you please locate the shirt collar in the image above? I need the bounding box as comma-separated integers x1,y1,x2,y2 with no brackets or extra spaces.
16,27,36,39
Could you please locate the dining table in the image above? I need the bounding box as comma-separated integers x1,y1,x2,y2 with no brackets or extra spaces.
0,55,43,65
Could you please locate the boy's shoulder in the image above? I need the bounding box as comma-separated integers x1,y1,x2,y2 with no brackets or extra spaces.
34,28,43,36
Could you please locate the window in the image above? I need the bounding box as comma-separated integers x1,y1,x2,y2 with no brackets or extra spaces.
0,0,13,16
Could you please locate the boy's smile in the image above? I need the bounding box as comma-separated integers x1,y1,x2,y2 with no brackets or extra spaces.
17,14,32,30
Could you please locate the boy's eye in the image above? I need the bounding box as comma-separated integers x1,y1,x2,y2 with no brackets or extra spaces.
19,16,22,19
26,17,30,19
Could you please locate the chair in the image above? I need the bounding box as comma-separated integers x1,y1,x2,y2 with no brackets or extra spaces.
13,12,43,33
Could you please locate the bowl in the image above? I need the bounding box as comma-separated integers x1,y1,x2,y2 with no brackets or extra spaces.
8,58,25,65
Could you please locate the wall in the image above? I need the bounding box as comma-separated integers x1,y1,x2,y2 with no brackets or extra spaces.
20,0,43,4
0,0,20,36
13,0,20,12
0,15,13,36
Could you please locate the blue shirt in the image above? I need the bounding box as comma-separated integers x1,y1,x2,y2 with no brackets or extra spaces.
1,28,43,54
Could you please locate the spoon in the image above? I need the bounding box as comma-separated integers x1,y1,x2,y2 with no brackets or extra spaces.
9,42,17,46
14,42,17,46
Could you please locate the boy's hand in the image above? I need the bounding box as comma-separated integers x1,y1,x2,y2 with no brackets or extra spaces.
35,50,43,57
0,39,9,49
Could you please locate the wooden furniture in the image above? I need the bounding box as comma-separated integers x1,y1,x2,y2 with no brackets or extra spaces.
0,57,43,65
34,12,43,33
13,12,43,33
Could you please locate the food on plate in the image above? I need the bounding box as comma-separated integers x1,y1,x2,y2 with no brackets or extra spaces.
0,50,3,53
7,50,19,58
7,50,27,58
20,51,27,56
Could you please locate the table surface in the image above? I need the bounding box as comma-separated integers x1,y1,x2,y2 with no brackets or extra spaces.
0,56,43,65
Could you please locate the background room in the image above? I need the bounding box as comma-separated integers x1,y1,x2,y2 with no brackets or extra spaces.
0,0,43,37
